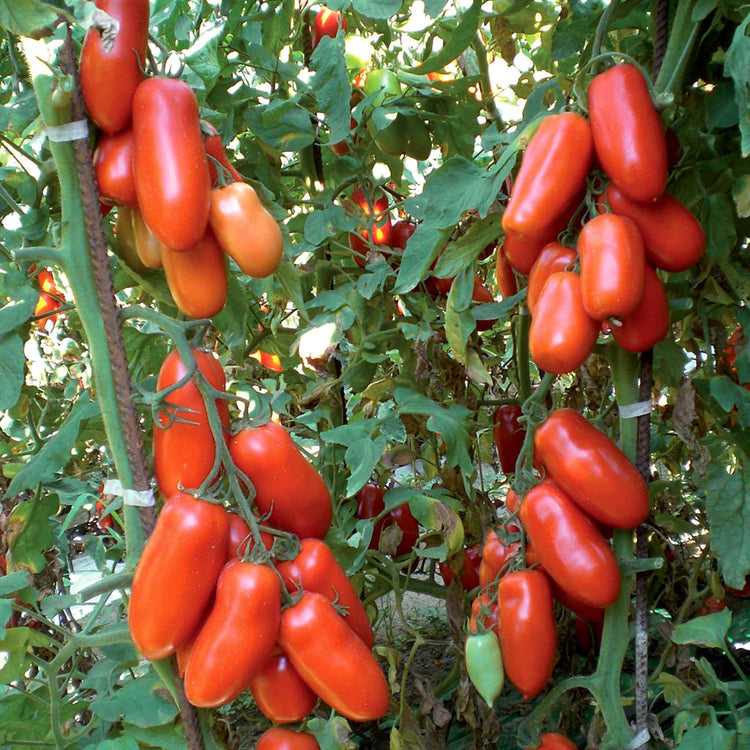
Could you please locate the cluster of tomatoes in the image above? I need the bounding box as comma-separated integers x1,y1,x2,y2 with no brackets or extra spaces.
128,347,389,728
496,63,705,374
81,0,283,321
464,409,648,732
32,267,65,331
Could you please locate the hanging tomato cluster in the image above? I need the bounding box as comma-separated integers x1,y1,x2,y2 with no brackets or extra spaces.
128,348,389,724
81,0,283,320
497,63,705,375
466,407,648,708
32,267,65,331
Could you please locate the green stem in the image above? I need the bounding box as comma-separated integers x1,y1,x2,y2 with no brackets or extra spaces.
654,0,699,95
591,0,621,60
21,37,144,566
472,32,503,126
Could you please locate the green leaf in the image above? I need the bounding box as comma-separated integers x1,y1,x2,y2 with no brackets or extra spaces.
7,493,59,573
709,376,750,426
0,628,49,683
407,493,464,557
245,96,315,151
95,739,140,750
0,0,62,35
0,599,11,638
654,338,688,388
0,571,31,597
0,294,35,340
724,15,750,157
677,723,738,749
445,268,475,364
184,21,223,92
672,609,731,649
89,670,178,729
5,394,101,498
393,222,446,294
357,262,394,300
691,0,718,21
321,422,387,497
434,214,503,278
307,715,353,750
424,0,449,16
310,35,351,144
704,193,737,261
407,0,483,75
696,461,750,589
352,0,402,20
126,725,188,750
0,335,25,411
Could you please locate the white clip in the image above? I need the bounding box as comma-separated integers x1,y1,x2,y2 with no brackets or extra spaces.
103,479,156,507
46,120,89,143
619,400,653,419
626,728,650,749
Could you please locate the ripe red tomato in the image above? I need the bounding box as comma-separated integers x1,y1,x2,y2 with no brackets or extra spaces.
225,512,274,561
132,77,211,251
478,530,518,587
228,423,332,539
588,64,667,203
256,727,320,750
184,561,281,708
34,292,63,329
472,275,497,331
390,219,417,251
550,579,605,623
526,242,577,314
526,733,578,750
128,493,229,660
277,538,374,647
698,597,728,616
495,245,518,298
349,186,393,266
130,207,163,269
493,405,525,474
202,121,244,185
502,113,592,239
534,408,649,529
153,349,229,498
469,591,499,635
529,271,599,374
279,592,390,721
312,7,347,50
356,483,419,557
249,648,318,724
440,543,482,590
611,263,670,352
578,214,645,321
209,182,283,277
93,128,137,206
602,185,705,272
250,349,284,373
80,0,149,132
498,569,557,700
519,482,621,609
160,229,228,319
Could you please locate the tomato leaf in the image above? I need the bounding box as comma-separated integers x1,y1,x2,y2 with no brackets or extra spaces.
724,15,750,157
5,395,100,498
424,0,449,16
0,0,62,35
433,214,503,278
7,493,59,573
0,294,35,339
695,460,750,590
310,34,351,144
704,193,737,261
321,422,387,497
0,571,31,597
676,723,738,750
352,0,401,20
406,0,483,75
0,628,49,683
0,334,24,411
672,609,731,649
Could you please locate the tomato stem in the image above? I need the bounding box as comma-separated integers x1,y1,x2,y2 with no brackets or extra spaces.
654,0,700,96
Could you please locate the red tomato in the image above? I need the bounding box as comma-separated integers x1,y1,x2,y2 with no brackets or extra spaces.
578,214,645,321
469,591,499,635
209,182,283,277
277,538,374,647
312,8,347,50
386,504,420,556
726,577,750,598
225,512,274,561
498,570,557,700
526,733,578,750
249,349,284,373
34,293,62,329
526,243,577,315
279,592,390,721
534,408,649,529
349,186,392,267
132,77,211,251
698,597,728,616
128,493,229,660
160,229,228,319
495,245,518,298
80,0,149,132
185,561,281,708
602,185,705,272
153,349,229,498
131,207,163,269
256,727,320,750
472,275,497,331
502,113,592,239
611,263,670,352
529,272,599,374
493,405,525,474
202,121,244,185
588,64,667,203
478,530,518,587
390,219,417,251
228,423,332,539
356,483,418,557
249,648,318,724
519,482,621,609
505,488,519,514
93,128,137,206
440,543,482,590
551,579,605,623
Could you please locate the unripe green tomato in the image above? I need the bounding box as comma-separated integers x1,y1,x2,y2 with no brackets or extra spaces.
369,114,409,156
465,631,504,707
404,116,431,160
363,69,402,109
344,35,373,77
